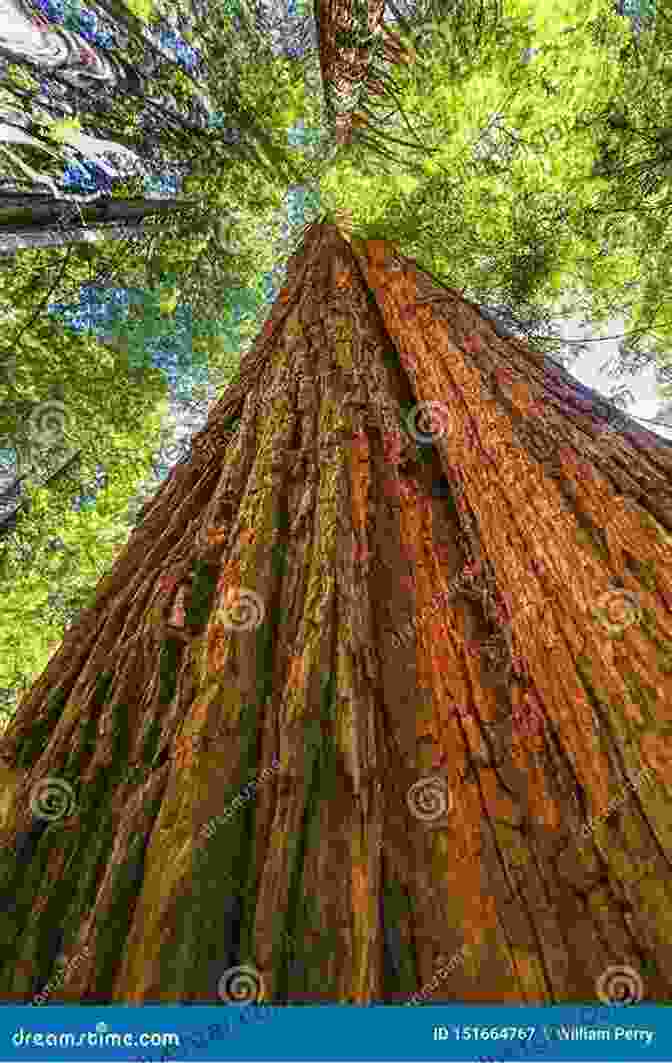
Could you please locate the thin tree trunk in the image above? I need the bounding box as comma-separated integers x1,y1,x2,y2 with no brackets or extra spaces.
0,196,202,255
0,196,201,232
1,221,672,1005
0,222,149,256
318,0,416,145
0,450,82,537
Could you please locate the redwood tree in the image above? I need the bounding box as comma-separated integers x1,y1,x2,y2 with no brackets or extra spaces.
1,219,672,1006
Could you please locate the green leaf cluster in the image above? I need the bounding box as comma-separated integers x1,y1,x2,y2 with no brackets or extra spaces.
316,0,669,364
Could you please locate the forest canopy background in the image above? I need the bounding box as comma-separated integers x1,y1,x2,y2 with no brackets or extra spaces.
0,0,667,729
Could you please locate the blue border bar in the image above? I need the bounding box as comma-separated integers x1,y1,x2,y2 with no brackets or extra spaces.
1,1005,671,1061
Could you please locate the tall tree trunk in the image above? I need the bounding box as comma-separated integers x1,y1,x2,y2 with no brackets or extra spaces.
0,195,201,233
1,220,672,1006
0,195,202,255
0,221,147,256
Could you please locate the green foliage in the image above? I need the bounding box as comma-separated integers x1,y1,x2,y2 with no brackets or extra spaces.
316,0,670,365
2,0,668,741
93,671,115,710
0,244,168,716
14,686,67,770
110,701,129,769
141,711,163,763
185,559,218,631
124,0,155,21
158,637,182,707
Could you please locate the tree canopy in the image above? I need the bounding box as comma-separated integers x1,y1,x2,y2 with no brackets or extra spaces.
315,0,670,375
0,0,331,724
0,0,669,730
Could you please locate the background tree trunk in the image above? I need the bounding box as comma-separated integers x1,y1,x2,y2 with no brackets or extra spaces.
1,220,672,1006
0,195,201,235
0,192,203,255
0,221,147,256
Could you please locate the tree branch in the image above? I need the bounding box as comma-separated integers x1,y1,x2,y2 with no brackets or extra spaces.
0,449,82,535
5,245,74,366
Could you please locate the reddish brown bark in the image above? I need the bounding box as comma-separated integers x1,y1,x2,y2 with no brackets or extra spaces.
317,0,416,146
1,221,672,1007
